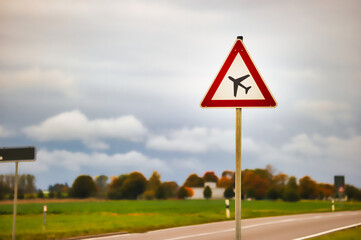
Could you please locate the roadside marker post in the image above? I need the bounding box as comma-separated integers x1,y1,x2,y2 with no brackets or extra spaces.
225,199,230,218
43,205,47,231
0,146,36,240
201,36,276,240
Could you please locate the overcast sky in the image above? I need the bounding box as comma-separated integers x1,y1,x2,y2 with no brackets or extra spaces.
0,0,360,189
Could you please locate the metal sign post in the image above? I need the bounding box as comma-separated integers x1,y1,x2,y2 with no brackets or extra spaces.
0,146,36,240
235,108,242,239
12,162,19,240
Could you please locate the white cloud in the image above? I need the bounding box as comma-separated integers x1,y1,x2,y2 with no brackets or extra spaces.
282,134,322,156
146,127,234,153
32,149,169,173
319,135,361,163
23,110,147,149
170,158,205,171
243,134,361,184
0,125,13,138
296,100,352,125
0,68,77,97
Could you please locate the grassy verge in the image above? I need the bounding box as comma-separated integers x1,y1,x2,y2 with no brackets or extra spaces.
0,199,360,240
310,226,361,239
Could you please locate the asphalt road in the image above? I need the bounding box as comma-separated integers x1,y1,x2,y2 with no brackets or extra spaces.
85,210,361,240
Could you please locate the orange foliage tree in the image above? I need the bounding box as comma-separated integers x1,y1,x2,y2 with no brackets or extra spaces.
299,176,318,199
242,169,270,199
217,176,233,188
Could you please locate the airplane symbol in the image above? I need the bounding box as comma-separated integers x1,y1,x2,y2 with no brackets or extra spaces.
228,74,251,97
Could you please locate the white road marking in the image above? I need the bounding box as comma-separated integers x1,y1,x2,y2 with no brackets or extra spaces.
86,236,123,240
163,228,234,240
159,215,336,240
292,222,361,240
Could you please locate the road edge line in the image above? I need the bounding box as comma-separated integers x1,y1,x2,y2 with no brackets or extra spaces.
293,222,361,240
62,231,128,240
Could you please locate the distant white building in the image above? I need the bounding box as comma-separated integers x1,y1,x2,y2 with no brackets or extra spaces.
189,182,226,199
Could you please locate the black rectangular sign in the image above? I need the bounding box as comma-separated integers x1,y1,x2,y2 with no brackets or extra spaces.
334,175,345,190
0,147,36,162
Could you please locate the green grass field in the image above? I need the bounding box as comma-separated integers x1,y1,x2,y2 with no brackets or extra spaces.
0,199,360,240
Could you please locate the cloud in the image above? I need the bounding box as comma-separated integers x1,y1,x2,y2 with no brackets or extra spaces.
27,149,169,173
0,68,77,97
0,125,13,138
243,133,361,184
146,127,234,153
282,134,322,156
23,110,147,149
171,157,205,171
296,100,352,125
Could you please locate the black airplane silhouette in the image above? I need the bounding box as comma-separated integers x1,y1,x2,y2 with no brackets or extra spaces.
228,74,251,97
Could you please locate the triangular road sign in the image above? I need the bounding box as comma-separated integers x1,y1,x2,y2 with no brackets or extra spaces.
201,38,277,108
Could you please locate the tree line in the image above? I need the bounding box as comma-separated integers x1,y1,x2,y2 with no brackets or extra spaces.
1,165,361,201
0,174,36,200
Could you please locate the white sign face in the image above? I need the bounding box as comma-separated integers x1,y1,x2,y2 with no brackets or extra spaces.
212,53,265,100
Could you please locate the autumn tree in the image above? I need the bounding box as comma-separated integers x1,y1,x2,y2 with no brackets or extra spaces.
70,175,97,198
203,171,218,183
282,176,300,202
1,174,36,196
242,169,270,199
148,171,161,189
18,175,26,195
142,171,162,200
345,184,361,201
0,182,9,200
318,183,334,199
48,183,69,193
25,175,36,194
155,184,166,199
49,183,69,198
217,176,233,188
107,174,128,199
299,176,318,199
222,170,233,178
183,174,204,187
184,187,194,198
265,165,275,182
121,172,147,199
95,175,108,198
162,181,179,199
0,175,12,200
272,173,288,188
177,186,189,199
267,173,288,200
95,175,108,192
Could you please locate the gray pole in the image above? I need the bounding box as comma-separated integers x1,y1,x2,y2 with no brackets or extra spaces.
12,161,19,240
235,108,242,239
